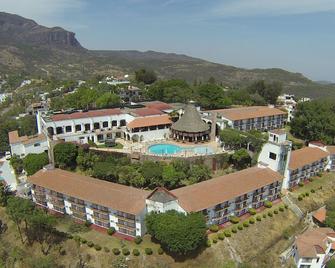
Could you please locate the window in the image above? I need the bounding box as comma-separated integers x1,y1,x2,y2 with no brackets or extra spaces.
65,126,72,133
269,152,277,160
93,122,100,129
97,134,104,141
75,124,81,132
111,120,117,127
56,127,63,134
120,119,126,127
34,143,40,147
102,121,108,128
84,124,91,131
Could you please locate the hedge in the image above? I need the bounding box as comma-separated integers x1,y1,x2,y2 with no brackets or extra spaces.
232,227,237,233
104,247,110,253
279,207,284,212
224,230,231,237
229,215,240,224
268,211,273,217
248,208,256,215
218,233,225,240
298,181,304,187
81,238,87,244
206,239,212,247
256,215,262,221
94,244,102,251
237,224,243,230
274,209,279,214
209,224,219,232
212,238,218,243
145,248,153,255
133,249,140,256
264,201,273,208
249,217,255,224
158,247,164,255
122,248,130,256
243,221,249,227
263,214,267,218
134,236,143,245
107,227,116,235
112,248,120,255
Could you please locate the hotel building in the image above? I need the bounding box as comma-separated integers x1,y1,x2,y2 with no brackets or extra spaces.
28,166,282,237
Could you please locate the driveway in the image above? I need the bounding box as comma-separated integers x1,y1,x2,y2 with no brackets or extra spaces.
0,157,17,191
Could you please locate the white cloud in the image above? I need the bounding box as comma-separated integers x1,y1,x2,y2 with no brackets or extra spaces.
0,0,87,27
213,0,335,17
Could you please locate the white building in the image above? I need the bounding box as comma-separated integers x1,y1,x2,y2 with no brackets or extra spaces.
291,228,335,268
8,130,48,158
277,94,297,122
37,102,173,144
202,106,287,132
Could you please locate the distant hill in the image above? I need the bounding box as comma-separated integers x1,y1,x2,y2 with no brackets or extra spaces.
0,12,334,99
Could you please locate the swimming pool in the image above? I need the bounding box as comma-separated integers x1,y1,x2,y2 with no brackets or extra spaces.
148,144,213,155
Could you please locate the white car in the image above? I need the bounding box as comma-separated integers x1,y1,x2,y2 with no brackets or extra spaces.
5,151,11,160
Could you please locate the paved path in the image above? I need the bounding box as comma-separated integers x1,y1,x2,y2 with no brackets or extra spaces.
282,195,304,219
225,238,242,263
0,158,17,191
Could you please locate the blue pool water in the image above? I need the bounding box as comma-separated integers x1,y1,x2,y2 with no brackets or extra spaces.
148,144,213,155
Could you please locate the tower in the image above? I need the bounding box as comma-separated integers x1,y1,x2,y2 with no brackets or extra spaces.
258,130,292,176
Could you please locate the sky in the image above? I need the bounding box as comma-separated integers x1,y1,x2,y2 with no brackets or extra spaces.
1,0,335,81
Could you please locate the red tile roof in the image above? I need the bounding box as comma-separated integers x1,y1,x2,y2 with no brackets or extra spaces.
51,108,123,121
8,130,46,145
127,115,172,129
313,207,326,223
145,101,172,111
132,108,163,117
28,168,149,215
289,147,329,170
171,167,283,212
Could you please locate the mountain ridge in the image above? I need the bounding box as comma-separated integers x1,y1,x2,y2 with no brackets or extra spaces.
0,11,334,99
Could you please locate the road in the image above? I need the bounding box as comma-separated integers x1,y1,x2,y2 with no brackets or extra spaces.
0,158,17,191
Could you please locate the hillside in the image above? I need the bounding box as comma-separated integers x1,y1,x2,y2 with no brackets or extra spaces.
0,12,334,98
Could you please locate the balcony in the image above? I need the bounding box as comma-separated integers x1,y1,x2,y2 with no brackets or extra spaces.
91,206,109,213
94,216,110,223
117,215,136,223
117,223,136,231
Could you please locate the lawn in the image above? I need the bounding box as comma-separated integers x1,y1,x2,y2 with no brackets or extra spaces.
96,142,124,149
289,172,335,213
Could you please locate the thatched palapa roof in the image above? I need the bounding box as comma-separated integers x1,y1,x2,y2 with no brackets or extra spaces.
172,103,210,133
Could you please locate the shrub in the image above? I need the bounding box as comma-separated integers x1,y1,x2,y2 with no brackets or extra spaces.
284,204,289,209
317,172,322,177
298,181,304,187
309,177,314,182
81,238,87,244
311,189,315,193
206,239,211,247
298,195,303,201
232,227,237,233
224,230,231,237
249,218,255,224
218,233,225,240
133,249,140,256
279,207,284,212
59,248,66,255
84,221,92,227
263,214,267,218
94,244,102,251
145,248,153,255
248,208,256,215
243,221,249,227
209,224,219,232
104,247,110,253
122,248,130,256
237,224,243,230
134,236,143,245
229,216,240,224
268,212,273,217
256,215,262,221
274,209,278,214
107,227,116,236
305,192,310,197
87,241,94,247
73,235,81,243
264,201,273,208
67,233,73,239
283,229,290,240
212,238,218,244
112,248,120,255
157,247,164,255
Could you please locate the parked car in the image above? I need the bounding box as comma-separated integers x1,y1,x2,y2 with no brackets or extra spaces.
5,151,11,160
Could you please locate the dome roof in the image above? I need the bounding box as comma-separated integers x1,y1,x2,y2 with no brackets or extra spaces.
172,103,210,133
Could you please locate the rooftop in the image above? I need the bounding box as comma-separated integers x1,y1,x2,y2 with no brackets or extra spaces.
296,228,334,258
289,147,329,170
147,187,178,203
8,130,46,145
131,107,163,117
50,108,123,121
28,168,149,215
144,101,173,111
208,106,287,121
172,103,210,133
171,167,282,212
327,146,335,155
312,207,326,224
127,114,172,129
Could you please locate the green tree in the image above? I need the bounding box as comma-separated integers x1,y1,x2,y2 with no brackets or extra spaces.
247,80,282,105
290,100,335,144
161,165,183,188
135,69,157,84
326,259,335,268
231,149,251,170
220,128,245,150
196,84,231,109
9,155,24,175
187,164,211,184
54,143,78,169
0,184,11,207
6,197,35,244
76,148,99,171
96,92,120,108
146,210,207,255
23,153,49,176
